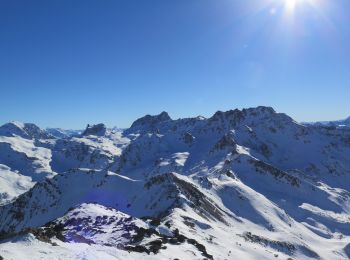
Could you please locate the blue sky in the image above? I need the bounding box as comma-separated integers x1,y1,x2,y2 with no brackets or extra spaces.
1,0,349,128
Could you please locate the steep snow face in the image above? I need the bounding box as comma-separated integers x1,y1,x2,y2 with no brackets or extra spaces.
0,164,34,205
1,107,350,259
0,122,57,204
0,135,54,180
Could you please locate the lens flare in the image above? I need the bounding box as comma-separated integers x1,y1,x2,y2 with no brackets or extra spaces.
285,0,297,11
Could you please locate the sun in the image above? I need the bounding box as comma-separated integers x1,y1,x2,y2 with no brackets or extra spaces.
285,0,299,11
286,0,297,10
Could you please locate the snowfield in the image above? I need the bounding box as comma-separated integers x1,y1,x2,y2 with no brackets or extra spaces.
0,164,34,205
1,107,350,259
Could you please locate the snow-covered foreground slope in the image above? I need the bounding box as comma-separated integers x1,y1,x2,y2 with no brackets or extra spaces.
1,107,350,259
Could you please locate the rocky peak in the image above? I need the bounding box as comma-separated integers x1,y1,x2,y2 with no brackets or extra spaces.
130,111,172,130
82,123,107,136
208,106,295,129
0,121,50,139
242,106,276,116
0,122,26,137
209,109,245,123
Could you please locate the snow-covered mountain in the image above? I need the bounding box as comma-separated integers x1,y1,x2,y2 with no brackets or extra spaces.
45,128,82,139
1,107,350,259
305,116,350,128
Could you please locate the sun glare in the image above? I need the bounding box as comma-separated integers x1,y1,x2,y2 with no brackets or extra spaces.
285,0,298,11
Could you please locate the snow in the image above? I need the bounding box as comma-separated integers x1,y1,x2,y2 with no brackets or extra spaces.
299,203,350,223
0,234,214,260
0,134,55,202
46,128,82,138
0,136,52,170
1,107,350,259
0,164,34,205
173,152,189,166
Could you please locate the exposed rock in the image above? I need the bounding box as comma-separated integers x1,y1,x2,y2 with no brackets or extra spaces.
250,159,300,187
81,123,107,136
182,132,195,145
129,112,171,131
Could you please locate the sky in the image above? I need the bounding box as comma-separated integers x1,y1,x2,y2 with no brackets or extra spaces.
0,0,349,129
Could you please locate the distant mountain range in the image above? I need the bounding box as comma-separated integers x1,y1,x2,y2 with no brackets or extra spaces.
45,128,83,138
1,107,350,259
304,116,350,128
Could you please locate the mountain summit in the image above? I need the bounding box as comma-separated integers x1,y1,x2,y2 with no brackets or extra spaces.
82,123,107,136
0,121,50,139
130,111,171,130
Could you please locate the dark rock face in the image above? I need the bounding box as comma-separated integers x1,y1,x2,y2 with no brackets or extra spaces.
126,224,213,259
144,173,227,223
344,243,350,258
209,109,245,125
130,112,171,130
250,159,300,187
183,132,194,145
212,134,236,152
243,106,276,115
82,124,107,136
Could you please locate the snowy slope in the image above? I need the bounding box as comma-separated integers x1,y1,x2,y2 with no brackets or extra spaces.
0,123,56,205
46,128,82,138
0,164,34,205
0,123,128,205
1,107,350,259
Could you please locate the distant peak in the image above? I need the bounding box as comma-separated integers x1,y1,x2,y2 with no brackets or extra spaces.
159,111,171,120
46,128,82,138
210,108,248,123
8,121,25,128
248,106,275,113
0,121,49,139
239,106,277,118
82,123,107,136
130,111,172,129
208,106,292,128
211,106,276,118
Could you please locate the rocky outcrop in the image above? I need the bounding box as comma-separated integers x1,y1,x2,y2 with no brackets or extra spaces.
129,112,171,132
81,123,107,136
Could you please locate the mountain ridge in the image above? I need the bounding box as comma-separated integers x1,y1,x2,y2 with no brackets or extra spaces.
1,106,350,259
